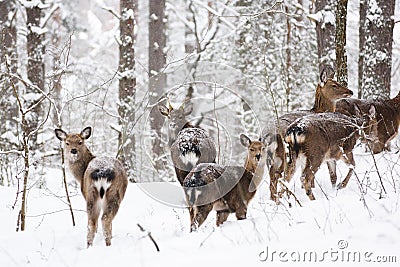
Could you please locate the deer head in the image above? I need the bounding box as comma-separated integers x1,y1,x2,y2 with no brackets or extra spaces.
314,67,353,112
159,101,194,144
55,127,92,163
240,134,266,171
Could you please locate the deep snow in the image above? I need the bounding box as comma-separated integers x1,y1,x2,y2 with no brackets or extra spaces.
1,146,400,267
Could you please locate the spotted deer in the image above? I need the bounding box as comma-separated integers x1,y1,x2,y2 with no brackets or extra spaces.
55,127,128,247
263,68,353,202
336,90,400,154
284,107,377,200
183,134,266,232
159,101,216,185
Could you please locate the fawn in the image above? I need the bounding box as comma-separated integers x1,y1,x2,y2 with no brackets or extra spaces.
183,134,266,231
55,127,128,247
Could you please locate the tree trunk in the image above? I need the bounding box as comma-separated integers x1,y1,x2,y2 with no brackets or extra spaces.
0,0,19,148
26,0,45,145
119,0,137,182
149,0,167,173
358,0,367,98
315,0,336,74
335,0,348,87
361,0,395,99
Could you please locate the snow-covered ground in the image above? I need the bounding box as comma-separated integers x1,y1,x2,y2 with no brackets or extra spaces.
1,147,399,267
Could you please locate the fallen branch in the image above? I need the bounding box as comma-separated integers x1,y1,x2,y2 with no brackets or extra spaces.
137,223,160,252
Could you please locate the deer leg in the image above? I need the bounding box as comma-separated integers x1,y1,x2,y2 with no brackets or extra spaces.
235,206,248,220
86,193,101,247
190,204,213,232
216,209,230,226
337,152,355,190
101,195,121,246
302,161,317,201
327,161,337,188
269,165,280,202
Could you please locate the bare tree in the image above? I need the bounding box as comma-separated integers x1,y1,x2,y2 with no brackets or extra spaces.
314,0,335,73
118,0,137,182
25,0,46,146
335,0,348,87
149,0,167,173
360,0,395,99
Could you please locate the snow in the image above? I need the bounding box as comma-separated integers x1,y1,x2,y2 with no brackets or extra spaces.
1,148,399,266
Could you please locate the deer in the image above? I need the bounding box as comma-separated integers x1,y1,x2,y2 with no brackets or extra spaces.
283,107,377,200
335,90,400,154
55,127,128,247
262,67,353,202
183,134,266,232
159,101,217,185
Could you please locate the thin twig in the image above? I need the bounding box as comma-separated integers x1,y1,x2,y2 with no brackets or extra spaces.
137,224,160,252
278,180,302,207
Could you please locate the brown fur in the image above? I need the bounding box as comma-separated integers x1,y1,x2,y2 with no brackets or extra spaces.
263,71,353,202
159,102,216,185
284,110,377,200
55,127,128,247
336,91,400,154
183,134,266,231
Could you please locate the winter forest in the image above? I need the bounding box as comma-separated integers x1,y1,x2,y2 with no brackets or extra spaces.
1,0,400,266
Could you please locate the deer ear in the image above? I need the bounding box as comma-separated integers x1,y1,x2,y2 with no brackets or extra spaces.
55,129,67,141
320,68,328,84
81,127,92,139
158,104,170,117
369,104,376,118
240,134,251,147
183,102,193,116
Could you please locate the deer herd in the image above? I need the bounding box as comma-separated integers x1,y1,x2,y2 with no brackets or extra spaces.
55,68,400,247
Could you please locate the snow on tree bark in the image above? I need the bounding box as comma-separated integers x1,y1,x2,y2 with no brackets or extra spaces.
361,0,395,99
25,0,45,146
314,0,336,74
149,0,167,173
0,0,19,185
119,0,137,182
358,0,367,98
335,0,348,87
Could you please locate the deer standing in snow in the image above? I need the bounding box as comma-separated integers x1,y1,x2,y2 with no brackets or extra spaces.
262,68,353,202
336,90,400,154
55,127,128,247
183,134,266,231
284,108,377,200
159,101,216,185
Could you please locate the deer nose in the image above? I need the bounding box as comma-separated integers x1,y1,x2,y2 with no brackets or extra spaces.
255,154,261,161
71,148,78,154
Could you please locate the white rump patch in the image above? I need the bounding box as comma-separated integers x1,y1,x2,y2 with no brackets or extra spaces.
180,152,199,166
94,179,112,197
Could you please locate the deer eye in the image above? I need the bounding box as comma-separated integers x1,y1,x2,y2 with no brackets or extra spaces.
78,141,83,145
250,148,255,152
66,142,70,146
